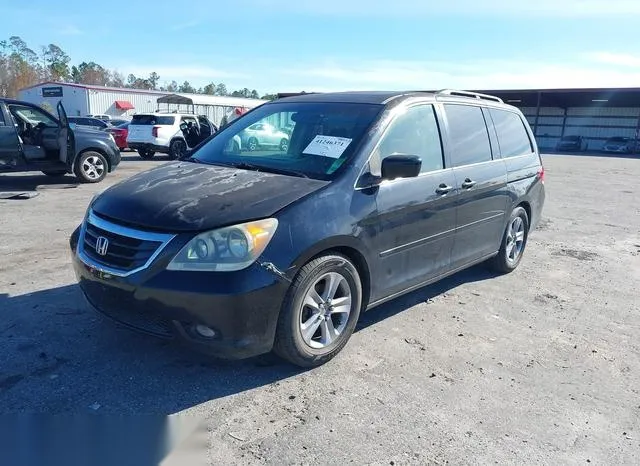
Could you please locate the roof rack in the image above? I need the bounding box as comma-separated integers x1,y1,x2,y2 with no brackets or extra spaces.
276,92,320,99
435,89,504,103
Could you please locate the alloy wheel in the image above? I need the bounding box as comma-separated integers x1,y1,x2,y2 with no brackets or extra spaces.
299,272,352,349
82,155,105,180
506,216,525,263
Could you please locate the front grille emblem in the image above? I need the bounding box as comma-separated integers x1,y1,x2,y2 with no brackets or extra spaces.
95,236,110,256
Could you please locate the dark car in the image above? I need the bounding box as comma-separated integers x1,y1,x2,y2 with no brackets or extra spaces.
602,136,638,154
68,116,111,131
69,89,545,367
555,135,588,152
0,99,121,183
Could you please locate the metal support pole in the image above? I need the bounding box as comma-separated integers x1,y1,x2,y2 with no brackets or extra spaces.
560,107,567,138
533,91,542,137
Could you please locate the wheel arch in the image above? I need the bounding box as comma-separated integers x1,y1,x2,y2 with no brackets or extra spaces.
286,237,373,312
76,147,112,171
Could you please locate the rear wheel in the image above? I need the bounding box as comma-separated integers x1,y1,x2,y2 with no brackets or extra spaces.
169,139,187,159
138,149,155,159
486,206,529,274
74,151,108,183
42,170,67,177
273,253,362,368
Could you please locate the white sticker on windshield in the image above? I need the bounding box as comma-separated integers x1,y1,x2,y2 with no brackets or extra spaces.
303,135,352,159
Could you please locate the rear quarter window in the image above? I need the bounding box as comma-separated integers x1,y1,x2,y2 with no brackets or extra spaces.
131,115,176,125
489,108,533,158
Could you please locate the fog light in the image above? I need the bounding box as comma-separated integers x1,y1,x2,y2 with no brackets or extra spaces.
195,324,216,338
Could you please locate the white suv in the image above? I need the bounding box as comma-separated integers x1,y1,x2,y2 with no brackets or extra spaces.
126,112,217,159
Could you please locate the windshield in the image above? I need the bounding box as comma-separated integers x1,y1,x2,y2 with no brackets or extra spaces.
190,101,383,180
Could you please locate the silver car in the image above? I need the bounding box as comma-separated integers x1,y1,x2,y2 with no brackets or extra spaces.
241,122,289,151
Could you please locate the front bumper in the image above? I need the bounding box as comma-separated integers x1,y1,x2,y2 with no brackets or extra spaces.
69,224,291,360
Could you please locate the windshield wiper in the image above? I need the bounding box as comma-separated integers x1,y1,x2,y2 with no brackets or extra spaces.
228,162,309,178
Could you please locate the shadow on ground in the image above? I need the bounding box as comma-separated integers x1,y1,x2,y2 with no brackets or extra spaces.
0,173,79,193
0,265,495,414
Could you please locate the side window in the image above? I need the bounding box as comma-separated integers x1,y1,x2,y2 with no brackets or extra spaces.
0,108,5,126
371,104,444,175
488,108,533,157
443,104,492,167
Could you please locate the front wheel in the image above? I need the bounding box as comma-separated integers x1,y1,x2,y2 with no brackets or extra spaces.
247,137,259,152
486,206,529,274
74,151,108,183
279,138,289,152
273,253,363,368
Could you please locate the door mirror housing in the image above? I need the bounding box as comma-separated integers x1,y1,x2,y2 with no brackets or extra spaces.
381,154,422,180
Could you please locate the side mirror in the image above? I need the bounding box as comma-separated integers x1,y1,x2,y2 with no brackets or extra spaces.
381,154,422,180
179,122,188,132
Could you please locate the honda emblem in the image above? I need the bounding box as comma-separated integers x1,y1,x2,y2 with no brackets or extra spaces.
95,236,109,256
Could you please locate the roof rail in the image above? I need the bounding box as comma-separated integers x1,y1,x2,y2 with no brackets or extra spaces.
276,92,320,99
435,89,504,103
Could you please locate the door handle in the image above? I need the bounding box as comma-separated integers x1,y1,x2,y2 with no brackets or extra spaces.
435,184,453,195
461,178,477,189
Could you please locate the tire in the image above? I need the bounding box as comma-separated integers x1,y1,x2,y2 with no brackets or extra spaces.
73,151,108,183
138,149,155,160
247,137,258,152
273,253,363,368
486,206,529,274
169,139,187,160
279,138,289,152
42,170,67,177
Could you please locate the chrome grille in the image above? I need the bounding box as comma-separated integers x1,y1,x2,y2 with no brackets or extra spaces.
83,222,162,270
78,210,176,276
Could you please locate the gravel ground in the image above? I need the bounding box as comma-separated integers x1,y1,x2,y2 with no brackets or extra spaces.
1,152,639,465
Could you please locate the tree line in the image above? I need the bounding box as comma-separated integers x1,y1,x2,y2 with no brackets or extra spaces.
0,36,277,100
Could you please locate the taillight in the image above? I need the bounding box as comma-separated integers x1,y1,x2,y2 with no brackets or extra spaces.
538,166,545,183
152,126,160,138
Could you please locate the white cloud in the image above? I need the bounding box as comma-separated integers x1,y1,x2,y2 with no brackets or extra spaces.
274,57,640,92
236,0,640,17
585,52,640,67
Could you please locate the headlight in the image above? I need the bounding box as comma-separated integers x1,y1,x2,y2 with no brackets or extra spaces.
167,218,278,272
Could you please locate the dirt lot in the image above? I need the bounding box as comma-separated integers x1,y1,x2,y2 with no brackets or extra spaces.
1,153,639,464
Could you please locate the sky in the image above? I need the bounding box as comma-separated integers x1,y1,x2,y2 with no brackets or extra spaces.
5,0,640,94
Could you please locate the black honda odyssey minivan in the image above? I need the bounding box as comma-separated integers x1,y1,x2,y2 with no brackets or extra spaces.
70,89,545,367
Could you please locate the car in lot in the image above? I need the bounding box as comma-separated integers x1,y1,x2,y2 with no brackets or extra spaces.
602,136,638,154
105,122,130,151
68,116,111,131
0,98,121,183
69,89,545,367
555,135,588,152
240,122,290,151
126,112,217,159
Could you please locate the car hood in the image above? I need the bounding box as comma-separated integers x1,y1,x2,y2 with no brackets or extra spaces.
91,161,330,232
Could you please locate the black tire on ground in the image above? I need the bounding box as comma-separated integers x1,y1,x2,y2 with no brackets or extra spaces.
42,170,68,177
138,149,156,160
168,139,187,159
273,253,363,368
486,206,530,274
73,150,108,183
247,137,259,151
